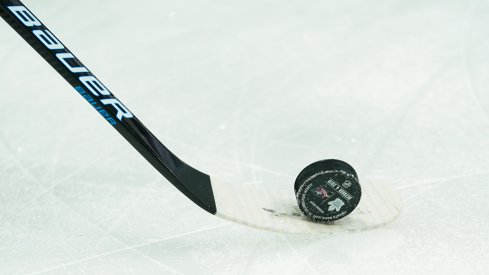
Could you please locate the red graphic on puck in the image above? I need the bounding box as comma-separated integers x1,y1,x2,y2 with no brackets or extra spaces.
314,186,329,199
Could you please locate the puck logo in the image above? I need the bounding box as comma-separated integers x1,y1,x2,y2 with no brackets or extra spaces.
327,198,345,212
314,186,330,199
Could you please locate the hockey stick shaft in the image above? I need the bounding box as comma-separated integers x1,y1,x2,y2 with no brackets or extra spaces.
0,0,216,213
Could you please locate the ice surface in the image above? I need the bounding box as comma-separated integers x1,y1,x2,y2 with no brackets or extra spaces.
1,0,488,274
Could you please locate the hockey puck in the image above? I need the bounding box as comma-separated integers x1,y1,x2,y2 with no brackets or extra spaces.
294,159,361,222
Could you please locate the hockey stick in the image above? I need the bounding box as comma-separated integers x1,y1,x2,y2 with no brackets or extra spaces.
0,0,401,233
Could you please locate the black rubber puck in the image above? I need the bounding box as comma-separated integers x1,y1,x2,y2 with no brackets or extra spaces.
294,159,362,222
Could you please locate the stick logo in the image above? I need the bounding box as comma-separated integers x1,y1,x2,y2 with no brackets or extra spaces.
7,5,134,124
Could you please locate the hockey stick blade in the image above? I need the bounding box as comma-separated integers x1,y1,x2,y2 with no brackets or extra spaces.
0,0,401,234
212,177,400,233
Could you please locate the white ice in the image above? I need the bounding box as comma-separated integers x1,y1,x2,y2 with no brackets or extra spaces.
1,0,488,274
